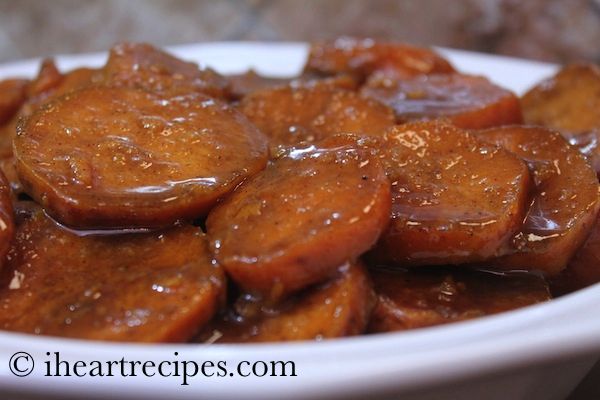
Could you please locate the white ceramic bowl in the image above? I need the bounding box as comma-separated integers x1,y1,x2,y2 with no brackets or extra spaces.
0,43,597,400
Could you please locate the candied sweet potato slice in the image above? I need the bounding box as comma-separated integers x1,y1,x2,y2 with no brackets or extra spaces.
564,131,600,177
0,66,101,193
104,42,229,99
198,261,374,343
305,37,454,80
361,73,523,129
207,134,391,300
521,64,600,175
0,171,14,264
26,59,62,100
476,126,600,275
227,70,292,100
521,64,600,135
48,67,101,98
0,79,28,125
0,157,21,196
226,70,358,100
0,62,59,160
27,60,100,106
239,84,395,150
368,267,550,333
0,113,19,166
0,205,225,342
0,64,99,153
370,121,530,266
14,86,268,229
550,214,600,294
0,119,19,192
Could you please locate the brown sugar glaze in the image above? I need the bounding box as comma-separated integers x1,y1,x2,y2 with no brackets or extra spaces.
0,39,597,343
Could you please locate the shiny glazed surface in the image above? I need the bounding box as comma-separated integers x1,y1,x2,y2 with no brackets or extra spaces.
198,261,374,343
239,84,395,151
305,37,455,79
371,121,531,266
361,73,523,129
0,204,225,342
14,86,269,228
207,134,391,300
477,125,600,275
104,42,230,99
0,40,598,347
368,267,551,332
0,171,14,266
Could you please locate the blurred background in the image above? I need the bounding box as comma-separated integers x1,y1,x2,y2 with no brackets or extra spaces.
1,0,600,64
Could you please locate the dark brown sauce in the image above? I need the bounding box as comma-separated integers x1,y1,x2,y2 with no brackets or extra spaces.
0,40,597,344
195,261,374,343
367,266,551,333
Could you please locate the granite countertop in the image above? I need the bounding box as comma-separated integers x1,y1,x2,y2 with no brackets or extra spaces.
0,0,599,64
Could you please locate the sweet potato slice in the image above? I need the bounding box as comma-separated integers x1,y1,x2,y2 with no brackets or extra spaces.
361,73,523,129
198,261,374,343
14,86,268,229
227,70,292,100
0,158,21,195
26,59,100,106
26,59,62,100
239,84,395,150
370,121,530,266
368,267,550,333
564,131,600,177
0,204,225,342
0,63,99,155
226,70,357,100
17,66,102,135
521,64,600,135
476,126,600,275
0,62,64,161
0,79,28,125
1,66,101,195
0,128,14,161
0,83,25,187
550,215,600,294
304,37,454,80
104,42,229,99
48,67,101,98
0,116,20,191
0,171,14,264
206,134,391,300
521,64,600,175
